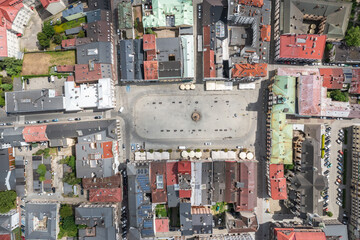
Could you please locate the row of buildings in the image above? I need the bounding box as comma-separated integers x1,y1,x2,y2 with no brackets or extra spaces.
127,160,258,238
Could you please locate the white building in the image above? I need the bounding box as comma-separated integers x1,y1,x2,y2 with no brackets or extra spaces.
39,0,66,15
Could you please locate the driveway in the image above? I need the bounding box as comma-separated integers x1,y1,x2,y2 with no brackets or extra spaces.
20,10,42,51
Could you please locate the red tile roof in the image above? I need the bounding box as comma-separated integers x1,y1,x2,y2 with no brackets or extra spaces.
89,188,122,202
350,69,360,94
179,190,191,198
166,161,178,186
61,39,76,48
232,63,267,78
155,218,169,233
261,25,271,42
101,141,113,159
150,161,167,203
298,75,322,116
319,68,344,89
203,26,216,78
178,161,191,174
57,65,75,73
146,49,157,61
238,0,263,7
22,125,48,142
144,61,159,80
143,34,156,51
269,164,287,200
279,34,326,60
40,0,60,8
66,75,74,82
274,228,326,240
236,161,257,212
0,234,11,240
74,63,102,83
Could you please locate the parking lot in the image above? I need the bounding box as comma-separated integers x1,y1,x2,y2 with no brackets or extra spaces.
24,76,66,94
134,93,258,141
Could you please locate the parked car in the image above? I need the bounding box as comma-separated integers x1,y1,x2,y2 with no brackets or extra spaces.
74,117,81,121
94,116,102,119
337,179,342,184
327,163,332,168
336,201,342,206
336,139,342,144
338,150,344,155
337,166,343,171
68,118,74,121
338,162,343,167
323,170,330,175
335,181,340,185
25,160,28,165
44,120,49,123
52,119,58,122
204,142,212,145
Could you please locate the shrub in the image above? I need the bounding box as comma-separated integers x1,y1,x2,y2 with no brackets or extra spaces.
327,211,333,217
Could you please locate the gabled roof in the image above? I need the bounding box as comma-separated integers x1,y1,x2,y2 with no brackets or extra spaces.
155,218,169,233
61,39,76,48
144,61,159,80
298,75,322,116
269,164,287,200
57,65,75,72
319,68,344,89
178,161,191,174
143,34,156,51
261,25,271,42
239,0,263,7
274,228,326,240
150,161,167,203
166,161,178,186
89,188,122,202
23,125,48,142
232,63,267,78
0,234,10,240
279,34,326,60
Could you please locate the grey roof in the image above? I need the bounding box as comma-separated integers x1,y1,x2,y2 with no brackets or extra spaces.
119,39,144,81
127,163,154,237
334,45,360,64
212,161,226,202
63,182,73,194
86,0,111,11
192,213,213,235
75,207,116,240
0,215,12,234
202,0,228,28
118,1,132,29
5,89,65,114
179,202,193,236
167,185,179,207
86,10,112,23
281,0,351,40
45,120,117,143
65,26,83,35
0,128,23,147
288,125,327,217
323,224,348,240
192,162,213,206
158,61,182,78
62,3,83,18
25,203,57,240
0,149,12,191
156,38,181,62
179,27,193,35
76,42,113,64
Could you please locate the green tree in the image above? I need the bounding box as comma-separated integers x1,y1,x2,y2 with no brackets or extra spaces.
0,96,5,106
0,191,17,213
62,216,78,236
53,34,62,45
326,43,333,51
37,164,47,177
330,89,349,102
327,211,333,217
43,22,55,39
345,26,360,47
78,30,85,38
60,204,73,219
43,148,50,158
68,156,76,170
37,32,50,49
2,76,12,84
0,57,22,76
63,172,81,186
39,176,45,182
0,84,12,91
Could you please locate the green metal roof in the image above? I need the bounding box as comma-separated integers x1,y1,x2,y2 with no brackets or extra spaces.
270,75,296,165
118,1,133,29
142,0,193,28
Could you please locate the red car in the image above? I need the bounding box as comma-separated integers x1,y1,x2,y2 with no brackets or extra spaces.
338,150,344,155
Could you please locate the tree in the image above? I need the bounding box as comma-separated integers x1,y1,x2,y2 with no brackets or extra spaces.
0,191,17,213
0,84,12,91
43,148,50,158
0,57,22,76
63,172,81,186
39,176,45,182
330,89,349,102
345,26,360,47
68,156,75,170
37,164,47,177
37,32,50,49
62,216,78,236
43,22,55,39
2,76,12,84
53,34,62,45
78,30,85,38
327,211,333,217
60,204,73,219
326,43,334,51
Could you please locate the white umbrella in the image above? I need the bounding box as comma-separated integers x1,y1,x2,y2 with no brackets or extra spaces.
180,84,185,90
189,151,195,158
239,152,246,160
185,84,191,90
190,84,196,90
181,151,189,158
247,152,254,160
195,151,202,158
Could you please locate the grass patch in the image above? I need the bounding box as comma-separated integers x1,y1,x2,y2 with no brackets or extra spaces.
54,17,86,33
22,50,75,75
211,202,228,214
12,227,21,240
284,164,294,170
155,204,167,218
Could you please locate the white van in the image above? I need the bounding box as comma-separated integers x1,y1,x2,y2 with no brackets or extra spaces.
178,146,186,150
